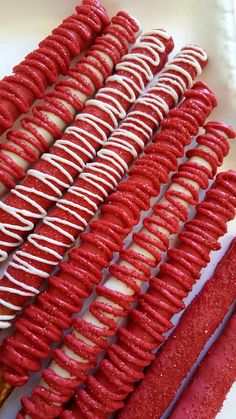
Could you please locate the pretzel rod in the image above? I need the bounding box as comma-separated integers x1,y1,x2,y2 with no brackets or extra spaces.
0,43,206,329
0,12,140,197
0,28,172,263
119,238,236,418
0,0,110,135
60,170,236,419
0,369,12,408
0,83,215,397
16,122,233,418
170,310,236,419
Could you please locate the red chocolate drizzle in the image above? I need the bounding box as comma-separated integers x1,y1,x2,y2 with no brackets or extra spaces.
0,83,214,390
16,126,234,419
0,0,110,135
0,43,207,326
118,238,236,419
61,170,236,419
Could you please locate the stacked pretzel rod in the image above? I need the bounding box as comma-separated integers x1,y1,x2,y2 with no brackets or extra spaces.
59,170,236,419
14,121,234,418
0,11,139,196
0,2,235,418
119,237,236,418
0,13,143,260
0,28,173,264
0,41,206,327
0,0,110,135
0,82,216,408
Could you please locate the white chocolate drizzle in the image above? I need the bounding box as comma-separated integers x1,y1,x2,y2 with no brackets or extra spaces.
0,30,174,327
0,31,169,265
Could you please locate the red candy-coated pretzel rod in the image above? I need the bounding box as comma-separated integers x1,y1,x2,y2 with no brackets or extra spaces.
0,43,206,329
0,83,215,390
119,238,236,419
17,123,233,419
170,310,236,419
0,28,172,264
0,11,139,196
0,0,110,135
61,170,236,419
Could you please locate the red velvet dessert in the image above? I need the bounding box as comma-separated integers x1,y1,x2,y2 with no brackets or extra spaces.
170,310,236,419
0,28,172,264
60,170,236,418
0,83,216,392
0,11,139,195
0,42,206,330
0,0,110,135
16,123,233,419
118,238,236,419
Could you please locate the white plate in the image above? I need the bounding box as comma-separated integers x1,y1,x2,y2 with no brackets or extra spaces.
0,1,235,418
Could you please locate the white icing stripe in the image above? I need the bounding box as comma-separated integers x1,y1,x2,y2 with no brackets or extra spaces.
86,164,119,186
68,189,99,210
0,287,35,297
97,149,128,173
0,298,21,311
0,321,14,329
0,42,207,323
0,315,15,320
5,270,40,292
79,173,109,196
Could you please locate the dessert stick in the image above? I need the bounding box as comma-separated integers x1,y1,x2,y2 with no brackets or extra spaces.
170,310,236,419
118,237,236,419
0,43,206,329
17,123,234,418
61,170,236,419
0,11,140,197
0,0,110,135
0,28,173,263
0,83,216,390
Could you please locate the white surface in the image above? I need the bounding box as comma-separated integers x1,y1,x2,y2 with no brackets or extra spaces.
0,0,235,418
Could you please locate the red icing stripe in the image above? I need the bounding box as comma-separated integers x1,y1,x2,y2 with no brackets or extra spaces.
170,310,236,419
61,171,236,419
15,124,233,419
0,83,214,390
0,0,110,135
118,238,236,419
0,43,205,327
0,12,138,192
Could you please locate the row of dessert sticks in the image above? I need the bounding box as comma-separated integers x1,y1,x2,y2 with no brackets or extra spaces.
0,1,235,418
